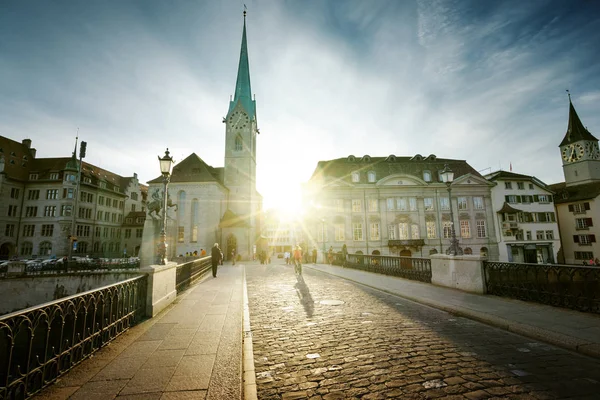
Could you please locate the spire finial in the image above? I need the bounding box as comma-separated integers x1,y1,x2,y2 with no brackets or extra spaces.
243,4,247,18
566,89,571,102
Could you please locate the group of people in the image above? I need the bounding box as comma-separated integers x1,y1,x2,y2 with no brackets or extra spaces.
582,258,600,266
179,249,207,258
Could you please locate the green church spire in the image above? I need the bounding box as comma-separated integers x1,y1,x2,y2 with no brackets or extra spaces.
228,10,256,120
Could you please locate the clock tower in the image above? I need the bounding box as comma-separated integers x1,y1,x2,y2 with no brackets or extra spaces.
560,95,600,186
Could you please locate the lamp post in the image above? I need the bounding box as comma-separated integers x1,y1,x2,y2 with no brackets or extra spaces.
440,164,463,256
157,149,174,265
321,218,326,264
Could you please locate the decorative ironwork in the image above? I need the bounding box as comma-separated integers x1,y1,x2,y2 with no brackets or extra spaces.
0,259,140,279
338,254,432,283
483,261,600,314
176,256,212,293
0,275,147,399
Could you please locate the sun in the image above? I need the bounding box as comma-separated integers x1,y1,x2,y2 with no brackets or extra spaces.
263,188,305,221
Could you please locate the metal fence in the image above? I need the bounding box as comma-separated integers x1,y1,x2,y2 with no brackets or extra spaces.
176,256,212,293
0,275,147,399
337,253,432,283
483,261,600,314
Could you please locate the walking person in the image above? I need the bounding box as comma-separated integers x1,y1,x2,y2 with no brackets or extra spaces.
211,243,222,277
342,244,348,267
312,248,317,264
232,249,236,265
293,245,303,275
328,246,334,265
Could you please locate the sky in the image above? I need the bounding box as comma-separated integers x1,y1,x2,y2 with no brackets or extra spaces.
1,0,599,212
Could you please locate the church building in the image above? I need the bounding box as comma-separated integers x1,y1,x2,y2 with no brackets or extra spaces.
145,13,262,262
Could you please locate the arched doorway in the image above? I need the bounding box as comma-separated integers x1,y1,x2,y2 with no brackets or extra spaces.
371,250,380,255
226,234,237,261
0,242,14,260
429,249,438,255
464,247,473,255
400,250,412,257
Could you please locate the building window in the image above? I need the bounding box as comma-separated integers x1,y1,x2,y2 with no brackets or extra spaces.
63,188,74,199
25,206,38,217
65,173,76,182
235,135,243,151
178,226,184,242
575,251,594,260
396,198,407,211
29,174,38,180
457,197,468,210
50,172,59,180
333,224,344,241
23,225,35,237
351,172,360,183
538,194,551,203
8,205,18,217
370,223,380,240
352,199,362,213
367,171,376,182
136,229,143,238
536,231,544,240
387,198,394,211
517,182,525,190
409,198,417,211
507,195,518,204
442,221,452,239
575,234,596,246
10,188,20,199
545,230,554,240
388,225,396,240
411,224,420,239
61,205,72,216
424,198,434,211
125,229,131,239
426,221,436,238
423,171,432,182
570,203,589,214
352,223,363,241
368,199,378,212
21,242,33,256
505,182,512,189
476,220,487,238
46,189,58,200
95,227,101,237
440,197,449,211
41,224,54,237
576,218,593,230
398,223,409,240
5,224,15,237
334,199,344,212
460,220,470,238
98,196,105,206
27,190,40,200
44,206,56,217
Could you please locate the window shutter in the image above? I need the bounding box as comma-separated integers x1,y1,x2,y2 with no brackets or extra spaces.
573,235,579,243
587,218,594,227
584,202,591,210
62,188,66,198
568,204,574,212
548,195,553,203
533,195,539,202
505,195,510,203
591,235,596,243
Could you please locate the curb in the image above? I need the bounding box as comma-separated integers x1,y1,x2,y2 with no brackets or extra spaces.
306,265,600,361
242,266,258,400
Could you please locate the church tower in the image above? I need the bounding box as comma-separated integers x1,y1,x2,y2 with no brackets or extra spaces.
560,95,600,186
222,10,260,258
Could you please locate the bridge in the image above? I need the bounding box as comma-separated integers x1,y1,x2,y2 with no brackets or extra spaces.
2,255,600,399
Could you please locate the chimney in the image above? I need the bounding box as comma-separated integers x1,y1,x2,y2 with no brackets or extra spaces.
30,148,37,158
22,139,32,148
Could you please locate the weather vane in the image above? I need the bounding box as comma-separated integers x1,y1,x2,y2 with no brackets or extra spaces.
244,4,247,17
566,89,571,102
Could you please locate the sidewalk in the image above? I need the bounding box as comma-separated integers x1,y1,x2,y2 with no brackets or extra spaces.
306,263,600,359
36,263,244,400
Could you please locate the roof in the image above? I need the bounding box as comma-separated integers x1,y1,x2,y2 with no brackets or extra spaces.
548,181,600,204
308,154,484,184
484,170,549,189
497,202,522,213
220,209,248,228
227,14,256,120
559,99,598,146
0,136,37,181
147,153,224,185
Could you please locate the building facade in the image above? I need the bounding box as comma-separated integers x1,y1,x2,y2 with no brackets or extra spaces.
302,154,499,260
550,97,600,265
485,171,560,263
144,13,262,261
0,136,147,260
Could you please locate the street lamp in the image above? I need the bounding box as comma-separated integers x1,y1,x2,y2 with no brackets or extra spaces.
157,148,174,265
440,164,463,256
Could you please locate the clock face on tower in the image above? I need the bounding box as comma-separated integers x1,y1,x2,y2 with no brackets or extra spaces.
562,144,585,162
228,111,249,129
585,141,600,159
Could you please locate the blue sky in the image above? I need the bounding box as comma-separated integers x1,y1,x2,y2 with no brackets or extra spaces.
1,0,599,210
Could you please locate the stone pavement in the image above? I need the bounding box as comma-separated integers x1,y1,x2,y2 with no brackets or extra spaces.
307,264,600,359
246,263,600,399
36,263,243,400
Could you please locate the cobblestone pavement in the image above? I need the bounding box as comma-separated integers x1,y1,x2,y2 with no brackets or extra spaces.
246,265,600,400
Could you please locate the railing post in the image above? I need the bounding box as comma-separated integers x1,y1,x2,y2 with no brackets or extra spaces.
140,262,178,317
430,254,486,294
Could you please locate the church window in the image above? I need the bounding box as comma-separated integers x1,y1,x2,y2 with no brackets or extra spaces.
235,135,243,151
178,227,185,242
191,199,199,243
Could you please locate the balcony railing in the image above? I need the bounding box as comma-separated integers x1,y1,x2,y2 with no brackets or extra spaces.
336,253,432,283
176,256,212,293
0,275,147,399
483,261,600,314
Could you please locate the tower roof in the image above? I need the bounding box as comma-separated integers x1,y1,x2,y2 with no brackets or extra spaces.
559,98,597,146
227,12,256,120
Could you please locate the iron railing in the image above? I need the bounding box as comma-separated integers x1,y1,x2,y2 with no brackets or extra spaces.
483,261,600,314
176,256,212,293
0,259,140,279
337,254,432,283
0,275,147,399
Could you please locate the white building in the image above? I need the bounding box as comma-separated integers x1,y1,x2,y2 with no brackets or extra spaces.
485,171,560,263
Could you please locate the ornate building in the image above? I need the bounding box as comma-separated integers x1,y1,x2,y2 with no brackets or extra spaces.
0,136,147,260
302,154,499,260
145,13,262,261
550,96,600,264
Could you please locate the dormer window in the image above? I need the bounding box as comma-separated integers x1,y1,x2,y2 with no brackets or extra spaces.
362,155,371,163
423,170,432,182
347,155,356,162
367,171,376,183
352,172,360,182
50,173,59,180
29,173,38,180
386,155,397,162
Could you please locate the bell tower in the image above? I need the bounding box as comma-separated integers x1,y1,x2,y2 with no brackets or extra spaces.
560,94,600,186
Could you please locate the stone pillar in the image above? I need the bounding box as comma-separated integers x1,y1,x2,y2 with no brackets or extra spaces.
7,261,26,277
430,254,487,294
141,261,178,317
